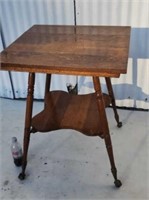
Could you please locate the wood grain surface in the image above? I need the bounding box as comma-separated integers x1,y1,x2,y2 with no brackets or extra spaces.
0,25,131,77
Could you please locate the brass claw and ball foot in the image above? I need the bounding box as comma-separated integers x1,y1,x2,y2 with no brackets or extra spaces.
114,179,122,188
117,122,122,128
18,172,26,180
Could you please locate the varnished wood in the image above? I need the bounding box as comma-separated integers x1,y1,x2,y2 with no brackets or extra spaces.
44,74,51,108
92,77,109,136
105,77,122,127
92,76,120,185
1,25,130,77
31,91,111,137
19,73,35,179
0,25,130,186
44,74,51,97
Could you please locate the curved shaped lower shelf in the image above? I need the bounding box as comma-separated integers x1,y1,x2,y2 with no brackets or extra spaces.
31,91,111,137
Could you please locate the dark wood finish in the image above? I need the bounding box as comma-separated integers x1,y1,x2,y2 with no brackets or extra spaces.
0,25,131,187
44,74,51,108
1,25,130,77
44,74,51,97
105,77,122,127
93,77,121,187
18,73,35,180
31,91,111,137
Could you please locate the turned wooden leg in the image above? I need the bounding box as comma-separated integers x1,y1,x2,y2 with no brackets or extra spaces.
104,134,122,187
18,73,35,180
93,76,122,187
105,77,122,128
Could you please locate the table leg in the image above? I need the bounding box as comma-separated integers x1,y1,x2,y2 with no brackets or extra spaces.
105,77,122,128
44,74,51,105
18,73,35,180
93,76,122,188
45,74,51,95
30,74,52,134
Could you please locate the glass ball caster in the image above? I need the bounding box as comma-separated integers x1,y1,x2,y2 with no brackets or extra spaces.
114,179,122,188
18,173,26,180
117,122,122,128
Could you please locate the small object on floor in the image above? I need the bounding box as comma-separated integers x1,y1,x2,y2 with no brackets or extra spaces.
11,137,22,167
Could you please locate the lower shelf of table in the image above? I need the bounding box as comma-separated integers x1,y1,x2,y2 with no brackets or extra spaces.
31,91,111,137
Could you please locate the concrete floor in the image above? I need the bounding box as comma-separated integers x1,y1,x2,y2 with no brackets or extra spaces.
0,98,149,200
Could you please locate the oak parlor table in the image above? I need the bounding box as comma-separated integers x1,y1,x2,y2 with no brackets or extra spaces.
0,25,130,187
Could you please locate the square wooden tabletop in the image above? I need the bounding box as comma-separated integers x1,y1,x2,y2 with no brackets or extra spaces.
0,25,131,77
